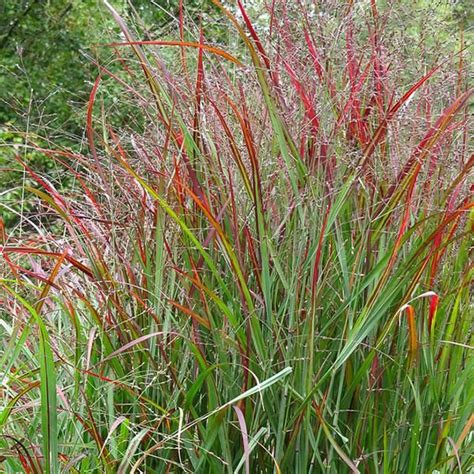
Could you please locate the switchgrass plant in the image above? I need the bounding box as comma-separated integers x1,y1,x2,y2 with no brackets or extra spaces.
0,1,472,472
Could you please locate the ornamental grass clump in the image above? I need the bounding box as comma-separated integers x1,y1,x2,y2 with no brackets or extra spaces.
0,1,472,472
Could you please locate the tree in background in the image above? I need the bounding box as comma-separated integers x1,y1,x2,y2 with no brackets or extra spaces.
1,0,212,228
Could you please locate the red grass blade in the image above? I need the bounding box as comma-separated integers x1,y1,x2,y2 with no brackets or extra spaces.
233,405,250,474
167,299,211,330
106,40,243,66
359,62,448,169
428,294,439,335
404,305,418,362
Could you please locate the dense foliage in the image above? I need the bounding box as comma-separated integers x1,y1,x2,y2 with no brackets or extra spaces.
0,1,472,472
